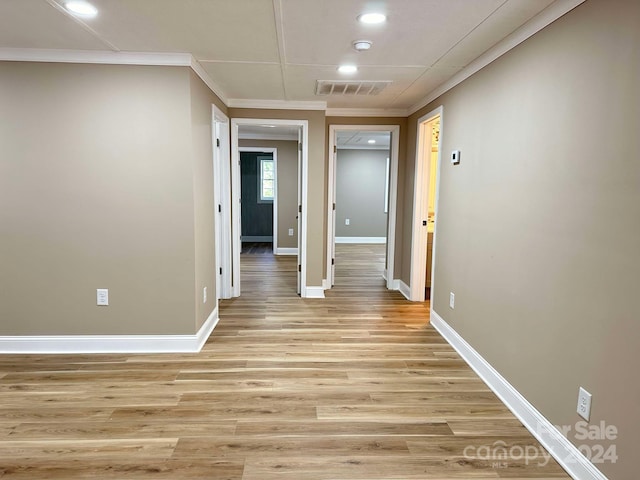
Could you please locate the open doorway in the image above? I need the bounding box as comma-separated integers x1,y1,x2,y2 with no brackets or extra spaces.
230,119,308,297
327,125,400,291
239,148,277,252
410,107,443,301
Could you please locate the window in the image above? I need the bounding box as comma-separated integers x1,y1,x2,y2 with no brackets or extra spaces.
258,156,274,202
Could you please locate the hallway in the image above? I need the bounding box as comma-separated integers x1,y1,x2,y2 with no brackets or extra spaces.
0,245,569,479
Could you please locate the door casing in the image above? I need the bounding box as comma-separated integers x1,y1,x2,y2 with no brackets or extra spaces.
410,106,444,302
230,118,309,297
326,124,400,290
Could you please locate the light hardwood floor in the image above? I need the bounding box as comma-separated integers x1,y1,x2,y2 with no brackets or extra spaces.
0,244,570,479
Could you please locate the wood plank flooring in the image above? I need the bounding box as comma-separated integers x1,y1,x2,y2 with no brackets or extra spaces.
0,244,570,479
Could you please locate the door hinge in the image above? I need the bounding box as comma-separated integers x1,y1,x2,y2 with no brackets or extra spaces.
218,204,222,213
298,265,301,272
216,138,220,147
219,267,222,275
298,205,302,213
333,145,337,154
331,258,335,265
298,143,302,152
333,202,336,211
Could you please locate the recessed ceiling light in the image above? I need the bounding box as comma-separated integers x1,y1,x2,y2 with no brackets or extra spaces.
65,1,98,17
337,65,358,74
358,13,387,24
353,40,373,52
368,139,376,144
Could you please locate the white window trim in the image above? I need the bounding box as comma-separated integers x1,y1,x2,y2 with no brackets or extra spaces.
257,155,275,204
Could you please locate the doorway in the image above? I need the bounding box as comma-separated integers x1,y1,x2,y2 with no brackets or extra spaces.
230,118,308,297
410,107,443,301
327,125,400,290
239,148,277,252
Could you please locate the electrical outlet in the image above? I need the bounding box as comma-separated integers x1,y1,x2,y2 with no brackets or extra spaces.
577,387,592,421
97,288,109,306
288,228,294,236
203,287,207,304
345,218,350,226
449,292,455,309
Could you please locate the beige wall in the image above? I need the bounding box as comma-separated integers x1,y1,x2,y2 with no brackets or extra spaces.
335,149,388,237
0,62,224,336
405,0,639,477
239,140,298,249
189,70,223,331
230,109,326,287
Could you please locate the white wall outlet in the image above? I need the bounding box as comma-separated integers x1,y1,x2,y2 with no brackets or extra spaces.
96,288,109,306
451,150,461,165
577,387,592,421
288,228,294,236
345,218,350,226
449,292,455,309
203,287,207,304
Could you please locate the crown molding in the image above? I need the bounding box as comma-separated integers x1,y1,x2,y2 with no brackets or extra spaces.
407,0,588,116
0,48,228,105
326,108,409,118
227,99,327,111
189,57,229,105
0,48,193,66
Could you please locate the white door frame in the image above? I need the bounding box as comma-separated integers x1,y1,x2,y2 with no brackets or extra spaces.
326,125,400,290
212,105,231,300
231,118,309,298
409,106,443,301
238,147,278,251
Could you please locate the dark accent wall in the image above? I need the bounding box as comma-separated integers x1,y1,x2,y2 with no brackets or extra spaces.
240,152,273,238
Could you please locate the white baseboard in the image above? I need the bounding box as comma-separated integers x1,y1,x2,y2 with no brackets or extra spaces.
335,236,386,244
322,278,331,290
0,307,219,354
242,236,272,242
430,311,608,480
399,280,411,300
275,247,298,256
388,279,400,291
382,269,388,281
304,286,325,299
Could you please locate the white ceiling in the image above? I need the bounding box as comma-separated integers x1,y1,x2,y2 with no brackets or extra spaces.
337,131,391,150
239,124,300,141
0,0,559,110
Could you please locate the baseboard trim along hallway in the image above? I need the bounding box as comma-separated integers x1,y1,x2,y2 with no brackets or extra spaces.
430,310,609,480
0,307,219,354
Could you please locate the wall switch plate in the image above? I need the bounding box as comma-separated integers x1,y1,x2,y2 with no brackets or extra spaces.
345,218,350,225
577,387,592,421
288,228,294,236
449,292,455,309
451,150,460,165
97,289,109,306
203,287,207,304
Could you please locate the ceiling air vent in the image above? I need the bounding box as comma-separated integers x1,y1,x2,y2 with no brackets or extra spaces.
315,80,391,96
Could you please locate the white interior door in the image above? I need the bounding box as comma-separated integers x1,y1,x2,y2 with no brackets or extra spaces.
296,127,302,295
330,144,337,286
213,106,231,300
